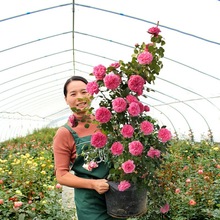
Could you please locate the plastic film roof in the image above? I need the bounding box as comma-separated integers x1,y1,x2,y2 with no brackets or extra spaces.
0,0,220,142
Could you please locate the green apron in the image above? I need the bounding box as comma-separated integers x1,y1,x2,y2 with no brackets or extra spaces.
64,124,122,220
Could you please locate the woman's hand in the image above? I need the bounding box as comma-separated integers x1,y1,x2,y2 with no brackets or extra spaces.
93,179,109,194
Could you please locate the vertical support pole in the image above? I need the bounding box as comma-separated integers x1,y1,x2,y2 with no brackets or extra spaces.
72,0,75,75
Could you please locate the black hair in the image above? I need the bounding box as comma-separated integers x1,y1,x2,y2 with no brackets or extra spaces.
63,76,88,97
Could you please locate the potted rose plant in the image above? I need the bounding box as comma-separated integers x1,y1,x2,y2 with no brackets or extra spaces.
83,24,172,218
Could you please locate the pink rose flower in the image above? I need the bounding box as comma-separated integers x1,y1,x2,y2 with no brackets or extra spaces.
112,97,127,113
129,141,144,156
147,147,161,158
175,188,181,194
118,180,131,191
95,107,112,123
158,128,172,143
86,81,99,95
0,199,4,204
137,101,144,113
121,124,134,138
28,200,32,204
160,203,170,213
145,43,154,51
91,132,107,148
93,64,106,80
137,51,153,65
104,73,121,90
144,105,150,112
110,62,120,68
148,26,161,36
128,102,140,117
68,114,78,127
55,183,62,189
198,169,203,174
189,199,196,206
14,201,23,208
110,142,124,155
88,161,98,171
186,178,191,183
126,94,138,103
140,121,154,135
121,160,135,173
128,75,145,95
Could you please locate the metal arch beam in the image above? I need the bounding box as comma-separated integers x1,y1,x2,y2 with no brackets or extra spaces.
0,61,73,87
0,69,73,108
143,96,192,133
157,77,220,113
75,4,220,45
1,30,218,112
0,49,73,74
0,32,72,54
146,90,212,133
0,3,72,23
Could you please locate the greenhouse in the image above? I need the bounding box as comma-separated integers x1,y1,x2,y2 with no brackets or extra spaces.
1,0,220,143
0,1,220,219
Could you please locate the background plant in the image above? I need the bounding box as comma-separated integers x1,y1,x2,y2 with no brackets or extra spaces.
0,128,75,220
141,139,220,220
0,128,219,219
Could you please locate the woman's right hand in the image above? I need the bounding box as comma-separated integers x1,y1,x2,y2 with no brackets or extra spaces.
93,179,109,194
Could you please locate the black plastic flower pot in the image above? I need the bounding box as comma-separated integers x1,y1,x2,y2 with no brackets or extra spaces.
105,181,147,218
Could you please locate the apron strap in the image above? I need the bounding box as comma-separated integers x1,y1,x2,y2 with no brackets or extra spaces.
63,123,79,141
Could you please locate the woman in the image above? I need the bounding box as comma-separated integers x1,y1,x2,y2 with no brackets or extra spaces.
53,76,119,220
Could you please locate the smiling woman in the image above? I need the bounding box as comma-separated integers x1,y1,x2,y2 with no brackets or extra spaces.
53,75,120,220
64,76,90,114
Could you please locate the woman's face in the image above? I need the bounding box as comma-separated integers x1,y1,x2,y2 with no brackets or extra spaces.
65,80,90,114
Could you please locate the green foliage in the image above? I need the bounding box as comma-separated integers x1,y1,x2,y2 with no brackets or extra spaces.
1,128,219,219
0,127,75,219
140,140,220,220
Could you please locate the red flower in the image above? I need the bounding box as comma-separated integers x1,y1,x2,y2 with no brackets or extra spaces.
175,188,181,194
118,180,131,191
14,201,23,208
147,147,161,158
121,160,135,173
148,26,161,36
158,128,172,143
160,203,170,213
110,62,120,68
140,121,154,135
91,132,107,148
129,141,144,156
126,94,138,103
69,114,78,127
95,107,111,123
93,64,106,80
128,102,141,117
137,51,153,65
144,105,150,112
128,75,145,95
121,124,134,138
88,161,98,171
189,199,196,206
86,81,99,95
112,97,127,113
104,73,121,90
110,142,124,155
